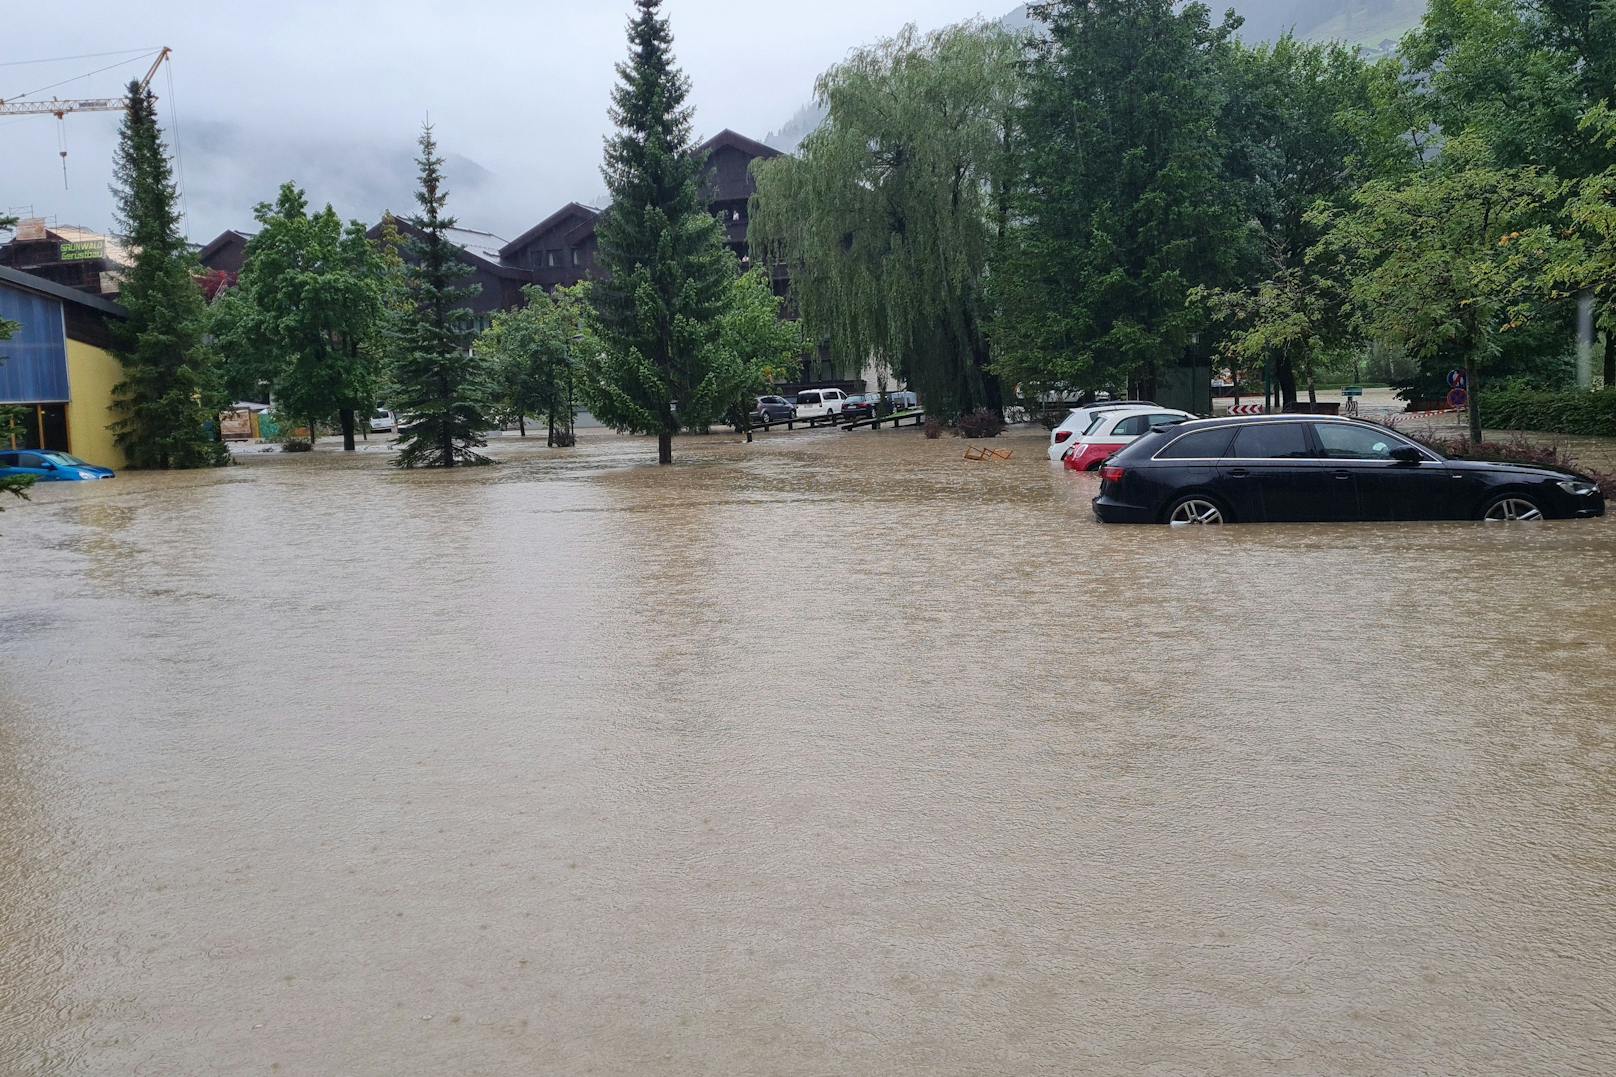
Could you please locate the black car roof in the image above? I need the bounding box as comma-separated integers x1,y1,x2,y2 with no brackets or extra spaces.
1173,414,1391,430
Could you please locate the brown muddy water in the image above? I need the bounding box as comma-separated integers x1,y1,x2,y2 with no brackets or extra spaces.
2,425,1614,1076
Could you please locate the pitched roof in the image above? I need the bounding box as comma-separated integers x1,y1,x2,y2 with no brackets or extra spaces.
368,216,534,280
0,264,127,317
196,229,254,263
698,128,782,162
498,202,601,260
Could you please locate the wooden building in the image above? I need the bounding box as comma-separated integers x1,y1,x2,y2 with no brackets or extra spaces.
365,216,536,328
0,219,131,299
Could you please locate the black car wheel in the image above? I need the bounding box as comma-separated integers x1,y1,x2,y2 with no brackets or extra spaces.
1165,494,1229,526
1481,493,1544,522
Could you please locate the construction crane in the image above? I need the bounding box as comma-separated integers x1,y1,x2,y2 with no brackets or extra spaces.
0,47,172,187
0,47,171,117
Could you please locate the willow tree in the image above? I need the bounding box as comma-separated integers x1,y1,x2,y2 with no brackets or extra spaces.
749,22,1019,420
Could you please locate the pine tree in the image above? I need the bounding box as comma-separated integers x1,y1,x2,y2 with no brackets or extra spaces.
390,124,493,468
586,0,734,465
109,80,224,469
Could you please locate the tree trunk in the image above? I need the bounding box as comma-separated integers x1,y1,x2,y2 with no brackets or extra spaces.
1604,332,1614,389
1274,356,1299,409
518,415,526,438
1466,359,1482,445
339,408,356,452
547,412,555,447
658,430,673,465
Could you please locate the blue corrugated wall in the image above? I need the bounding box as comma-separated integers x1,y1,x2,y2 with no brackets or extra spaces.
0,282,70,404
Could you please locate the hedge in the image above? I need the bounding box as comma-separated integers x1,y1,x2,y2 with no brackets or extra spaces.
1478,387,1616,436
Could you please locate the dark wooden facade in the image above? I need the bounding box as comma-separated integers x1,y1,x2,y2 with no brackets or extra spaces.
196,229,253,275
366,216,535,325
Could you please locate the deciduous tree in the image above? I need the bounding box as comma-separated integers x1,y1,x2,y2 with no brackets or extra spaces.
993,0,1246,401
1317,135,1559,442
213,183,389,450
749,22,1019,420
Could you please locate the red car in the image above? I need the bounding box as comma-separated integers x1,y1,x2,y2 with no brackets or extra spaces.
1063,407,1195,471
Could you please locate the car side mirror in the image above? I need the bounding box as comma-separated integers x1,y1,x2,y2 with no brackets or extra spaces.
41,461,57,470
1390,446,1422,463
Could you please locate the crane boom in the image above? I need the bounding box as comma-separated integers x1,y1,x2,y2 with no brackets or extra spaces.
0,47,171,118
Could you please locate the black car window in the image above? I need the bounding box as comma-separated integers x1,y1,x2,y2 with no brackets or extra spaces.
1230,423,1312,459
16,453,46,468
1314,423,1404,460
1156,427,1236,459
1111,415,1152,437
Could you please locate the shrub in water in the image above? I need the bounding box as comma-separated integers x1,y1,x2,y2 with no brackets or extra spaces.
923,416,943,439
281,438,313,453
957,408,1005,439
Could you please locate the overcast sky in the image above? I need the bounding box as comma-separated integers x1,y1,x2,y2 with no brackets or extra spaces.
1,0,1015,246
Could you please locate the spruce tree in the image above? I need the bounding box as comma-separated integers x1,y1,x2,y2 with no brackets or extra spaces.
390,125,493,468
109,81,224,469
586,0,734,465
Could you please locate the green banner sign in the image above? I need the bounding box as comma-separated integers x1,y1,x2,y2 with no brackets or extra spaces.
58,241,104,262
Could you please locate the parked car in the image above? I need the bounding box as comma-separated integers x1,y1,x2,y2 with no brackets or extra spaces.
1046,401,1158,461
1060,407,1193,470
795,388,849,419
371,408,397,433
0,450,115,481
887,390,920,411
751,395,796,424
1092,415,1608,524
842,394,879,420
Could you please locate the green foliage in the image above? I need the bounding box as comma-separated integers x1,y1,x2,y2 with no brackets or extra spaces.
390,125,495,468
108,81,226,469
1196,36,1417,402
588,0,735,464
1477,386,1616,435
1316,133,1559,439
690,267,805,430
211,183,390,447
481,284,593,442
748,22,1019,420
993,0,1247,399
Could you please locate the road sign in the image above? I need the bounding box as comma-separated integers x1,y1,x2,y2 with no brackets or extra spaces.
1343,386,1363,397
1447,369,1467,389
1447,387,1469,410
1228,403,1265,415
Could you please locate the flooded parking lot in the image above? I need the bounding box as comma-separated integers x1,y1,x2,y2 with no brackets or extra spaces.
3,425,1615,1075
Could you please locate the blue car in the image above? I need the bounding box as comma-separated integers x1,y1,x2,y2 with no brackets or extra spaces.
0,449,116,481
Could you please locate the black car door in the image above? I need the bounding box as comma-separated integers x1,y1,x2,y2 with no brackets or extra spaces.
1310,422,1455,520
1218,422,1354,522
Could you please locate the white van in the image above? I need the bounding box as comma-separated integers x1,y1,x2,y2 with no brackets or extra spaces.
795,388,848,419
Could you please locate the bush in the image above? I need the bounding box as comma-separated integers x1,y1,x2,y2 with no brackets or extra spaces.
281,438,313,453
923,416,943,439
1478,387,1616,436
956,408,1005,439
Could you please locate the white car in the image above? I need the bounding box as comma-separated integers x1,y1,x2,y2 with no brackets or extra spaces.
1046,401,1157,461
795,388,849,419
1063,406,1196,471
370,408,397,433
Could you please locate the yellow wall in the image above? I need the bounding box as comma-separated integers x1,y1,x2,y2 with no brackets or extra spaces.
65,338,127,469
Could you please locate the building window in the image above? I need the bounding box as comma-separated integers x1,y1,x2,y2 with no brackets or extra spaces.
547,250,560,268
570,248,581,267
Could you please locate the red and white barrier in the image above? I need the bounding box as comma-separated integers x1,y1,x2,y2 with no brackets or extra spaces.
1226,403,1266,415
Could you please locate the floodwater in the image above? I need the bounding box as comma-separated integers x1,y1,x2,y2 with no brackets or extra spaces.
2,425,1614,1076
